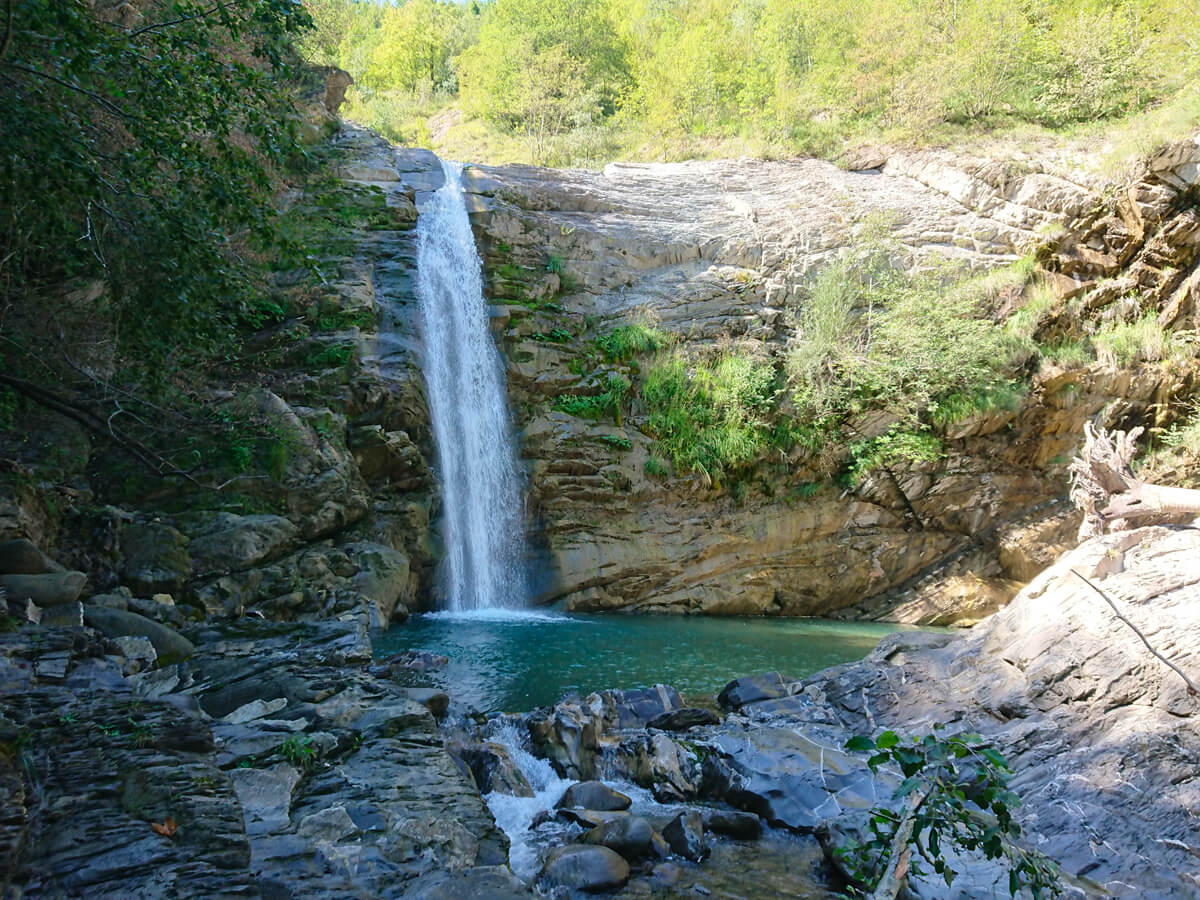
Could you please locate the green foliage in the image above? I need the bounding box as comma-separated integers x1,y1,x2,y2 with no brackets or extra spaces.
929,382,1026,428
644,455,669,477
1162,405,1200,455
787,243,1021,460
595,324,671,362
839,729,1061,897
277,734,317,770
1093,314,1178,368
1,0,313,377
1038,338,1094,368
846,429,943,486
595,434,632,451
642,350,777,484
531,328,574,344
303,342,355,370
307,0,1195,167
0,388,17,431
554,373,632,424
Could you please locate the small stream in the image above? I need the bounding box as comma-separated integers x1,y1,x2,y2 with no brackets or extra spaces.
375,609,911,713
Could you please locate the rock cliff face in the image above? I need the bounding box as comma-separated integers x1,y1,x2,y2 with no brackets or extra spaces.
1,128,1196,628
366,132,1197,621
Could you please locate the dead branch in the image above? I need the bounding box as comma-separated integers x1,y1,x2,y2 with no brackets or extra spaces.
870,786,931,900
1069,423,1200,539
1071,569,1199,697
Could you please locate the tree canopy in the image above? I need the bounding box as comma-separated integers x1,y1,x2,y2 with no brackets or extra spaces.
305,0,1198,167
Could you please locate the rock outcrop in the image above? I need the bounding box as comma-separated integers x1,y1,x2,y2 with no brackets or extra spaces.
373,131,1198,620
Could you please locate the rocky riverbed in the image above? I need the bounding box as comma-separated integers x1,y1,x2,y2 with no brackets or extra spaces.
3,520,1196,897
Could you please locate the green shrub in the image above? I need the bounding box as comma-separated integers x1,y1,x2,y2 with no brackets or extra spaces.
1039,339,1094,368
595,434,632,451
277,735,316,771
644,456,669,477
839,729,1060,897
1094,314,1177,367
846,429,943,485
643,349,777,484
929,382,1025,428
303,342,355,370
554,372,631,425
595,324,670,362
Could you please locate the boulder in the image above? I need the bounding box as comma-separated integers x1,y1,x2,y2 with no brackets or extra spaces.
662,811,710,862
717,672,791,710
703,809,762,840
456,741,534,797
537,845,630,894
555,780,632,812
183,513,298,578
0,538,62,574
580,815,664,862
83,605,195,664
229,764,301,836
397,687,450,719
120,521,191,596
648,707,720,731
0,571,86,606
40,600,83,627
403,866,530,900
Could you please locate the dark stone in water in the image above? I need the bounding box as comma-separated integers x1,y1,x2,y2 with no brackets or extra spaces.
538,845,630,894
383,649,448,671
556,780,632,811
648,707,720,731
662,810,710,861
404,865,531,899
580,814,662,862
703,809,762,840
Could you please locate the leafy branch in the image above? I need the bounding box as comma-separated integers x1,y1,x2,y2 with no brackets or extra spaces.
838,729,1061,899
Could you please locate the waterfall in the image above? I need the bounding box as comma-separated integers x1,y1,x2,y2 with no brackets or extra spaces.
415,160,527,611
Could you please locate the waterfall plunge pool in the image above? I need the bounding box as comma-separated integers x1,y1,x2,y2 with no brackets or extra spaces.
374,610,925,713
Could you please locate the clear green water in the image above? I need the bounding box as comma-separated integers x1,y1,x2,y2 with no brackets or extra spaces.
374,609,911,713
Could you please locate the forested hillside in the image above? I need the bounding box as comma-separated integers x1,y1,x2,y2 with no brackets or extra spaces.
305,0,1199,166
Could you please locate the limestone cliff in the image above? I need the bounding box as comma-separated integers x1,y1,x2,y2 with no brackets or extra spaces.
391,132,1197,621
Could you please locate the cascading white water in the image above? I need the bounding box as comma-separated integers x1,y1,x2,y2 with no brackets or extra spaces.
416,160,527,611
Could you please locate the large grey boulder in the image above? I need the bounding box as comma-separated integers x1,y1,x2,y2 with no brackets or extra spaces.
182,512,298,578
556,780,631,811
580,814,664,862
717,672,792,710
120,521,191,596
662,811,709,862
537,845,630,894
0,571,86,606
83,605,195,664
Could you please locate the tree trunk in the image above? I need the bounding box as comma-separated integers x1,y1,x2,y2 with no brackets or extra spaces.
1069,424,1200,538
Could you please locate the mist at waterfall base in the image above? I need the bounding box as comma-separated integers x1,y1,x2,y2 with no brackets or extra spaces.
414,159,527,612
375,611,912,713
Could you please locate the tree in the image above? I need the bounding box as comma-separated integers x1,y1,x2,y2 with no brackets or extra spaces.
0,0,313,480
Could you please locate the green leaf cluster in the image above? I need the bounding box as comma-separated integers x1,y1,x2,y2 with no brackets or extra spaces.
840,729,1061,897
1,0,313,380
